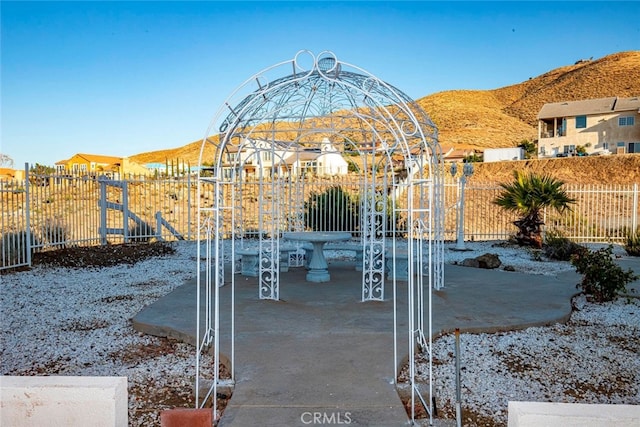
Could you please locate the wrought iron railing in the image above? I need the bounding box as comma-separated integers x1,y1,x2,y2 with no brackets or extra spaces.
1,167,638,269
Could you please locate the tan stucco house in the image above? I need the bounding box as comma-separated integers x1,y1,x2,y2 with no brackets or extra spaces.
55,153,149,177
537,96,640,157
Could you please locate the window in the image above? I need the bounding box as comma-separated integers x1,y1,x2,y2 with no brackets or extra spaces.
575,115,587,129
602,142,609,150
629,142,640,153
619,116,635,126
301,160,317,174
563,145,576,154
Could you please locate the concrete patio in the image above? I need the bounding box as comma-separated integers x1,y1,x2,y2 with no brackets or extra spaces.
130,255,617,426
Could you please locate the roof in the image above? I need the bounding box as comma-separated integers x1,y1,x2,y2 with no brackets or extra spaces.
538,96,640,119
614,96,640,112
65,153,123,164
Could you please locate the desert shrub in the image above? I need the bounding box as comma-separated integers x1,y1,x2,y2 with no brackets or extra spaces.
571,245,638,302
303,186,402,236
129,222,156,243
494,171,575,248
41,219,70,246
1,230,41,266
543,229,587,261
304,186,359,232
624,227,640,256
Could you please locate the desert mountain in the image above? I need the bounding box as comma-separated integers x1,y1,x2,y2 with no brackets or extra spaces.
130,51,640,164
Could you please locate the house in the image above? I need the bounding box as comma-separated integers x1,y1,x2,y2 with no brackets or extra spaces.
293,138,349,176
55,154,149,177
144,162,201,176
221,138,350,179
441,145,477,163
0,168,25,180
537,96,640,158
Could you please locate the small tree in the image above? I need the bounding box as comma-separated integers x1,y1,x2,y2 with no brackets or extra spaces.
518,139,537,159
304,186,359,232
624,227,640,256
494,171,575,248
571,245,637,302
0,153,14,168
463,153,483,163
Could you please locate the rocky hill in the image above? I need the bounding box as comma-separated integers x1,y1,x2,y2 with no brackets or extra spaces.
417,50,640,149
131,50,640,164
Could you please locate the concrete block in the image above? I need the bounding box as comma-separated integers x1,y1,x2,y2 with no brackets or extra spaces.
1,376,127,427
508,401,640,427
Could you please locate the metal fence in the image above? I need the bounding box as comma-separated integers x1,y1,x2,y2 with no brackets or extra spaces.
2,166,638,269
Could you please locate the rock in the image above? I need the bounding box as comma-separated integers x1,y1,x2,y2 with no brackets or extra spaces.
503,265,516,272
462,253,502,269
476,253,502,269
462,258,480,268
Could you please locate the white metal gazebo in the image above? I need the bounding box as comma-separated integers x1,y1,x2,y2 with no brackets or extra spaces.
196,50,445,423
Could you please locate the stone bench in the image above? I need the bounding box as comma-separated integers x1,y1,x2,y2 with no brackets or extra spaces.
236,248,260,277
326,243,364,271
385,250,411,281
236,245,299,276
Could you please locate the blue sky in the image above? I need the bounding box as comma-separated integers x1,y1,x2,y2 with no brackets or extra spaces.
2,1,639,168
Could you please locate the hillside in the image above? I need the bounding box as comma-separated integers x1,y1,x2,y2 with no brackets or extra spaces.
471,154,640,186
417,50,640,149
416,90,536,149
131,51,640,164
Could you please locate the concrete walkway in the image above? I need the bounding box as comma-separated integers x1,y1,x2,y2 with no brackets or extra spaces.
132,257,636,426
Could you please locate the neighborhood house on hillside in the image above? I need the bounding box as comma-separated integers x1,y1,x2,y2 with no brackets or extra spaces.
537,96,640,158
221,137,349,179
55,154,149,177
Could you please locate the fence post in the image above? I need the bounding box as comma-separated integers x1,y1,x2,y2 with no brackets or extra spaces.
122,181,129,243
99,178,107,245
24,163,32,267
187,173,192,241
633,183,638,232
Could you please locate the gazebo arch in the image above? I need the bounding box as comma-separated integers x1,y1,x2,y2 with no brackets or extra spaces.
196,50,444,423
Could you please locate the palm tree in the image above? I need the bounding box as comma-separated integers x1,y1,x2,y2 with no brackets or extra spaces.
494,171,575,248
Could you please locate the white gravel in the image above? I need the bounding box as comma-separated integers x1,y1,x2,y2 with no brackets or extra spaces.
415,242,640,426
0,242,208,426
1,240,638,426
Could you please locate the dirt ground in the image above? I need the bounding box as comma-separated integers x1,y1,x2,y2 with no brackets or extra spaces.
30,241,176,269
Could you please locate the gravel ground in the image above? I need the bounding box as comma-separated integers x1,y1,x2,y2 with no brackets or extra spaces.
1,242,216,426
1,240,638,426
409,242,640,426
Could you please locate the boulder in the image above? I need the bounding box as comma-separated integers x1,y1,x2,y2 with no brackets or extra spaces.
462,253,502,269
461,258,480,268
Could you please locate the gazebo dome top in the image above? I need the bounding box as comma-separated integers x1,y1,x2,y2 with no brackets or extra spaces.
213,50,439,156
